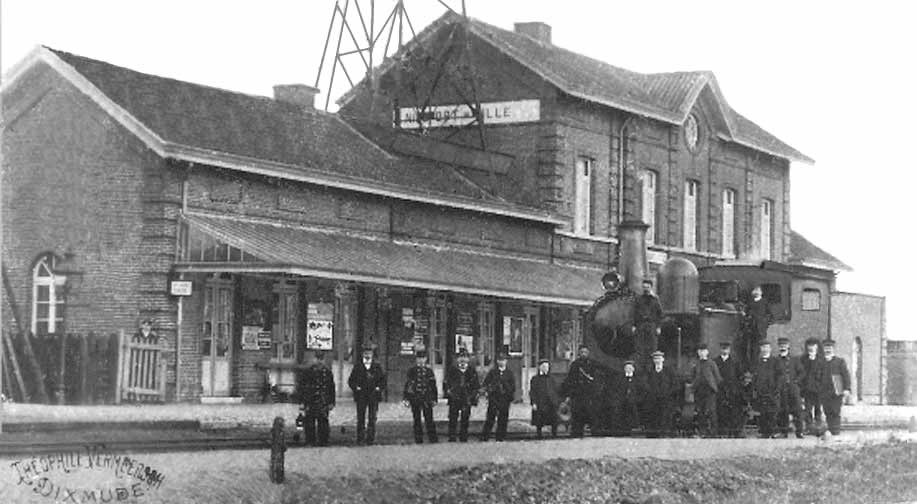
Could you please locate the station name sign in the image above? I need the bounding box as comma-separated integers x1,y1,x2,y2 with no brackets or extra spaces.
396,99,540,129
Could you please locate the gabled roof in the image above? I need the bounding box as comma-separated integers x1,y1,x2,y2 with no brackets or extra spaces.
788,231,852,272
341,12,812,164
0,46,563,225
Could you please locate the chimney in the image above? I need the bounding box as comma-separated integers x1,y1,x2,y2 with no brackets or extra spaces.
273,84,320,109
514,22,552,44
616,220,650,293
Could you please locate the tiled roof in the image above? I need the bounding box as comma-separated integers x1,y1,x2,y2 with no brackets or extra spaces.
788,231,852,272
343,13,812,164
180,213,604,305
33,47,558,222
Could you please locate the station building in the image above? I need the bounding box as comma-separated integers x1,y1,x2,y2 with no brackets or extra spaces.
1,13,868,403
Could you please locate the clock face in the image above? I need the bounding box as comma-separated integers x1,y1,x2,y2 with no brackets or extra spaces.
684,114,699,151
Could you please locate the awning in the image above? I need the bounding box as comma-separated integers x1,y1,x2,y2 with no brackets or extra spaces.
175,213,605,306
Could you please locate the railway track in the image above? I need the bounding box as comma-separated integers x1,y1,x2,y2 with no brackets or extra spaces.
1,420,906,457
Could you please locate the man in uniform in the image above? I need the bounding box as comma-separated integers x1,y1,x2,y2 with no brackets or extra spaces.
616,360,646,436
403,350,438,444
529,358,560,438
642,350,678,438
633,279,664,370
819,339,851,439
800,337,824,435
444,349,480,442
348,343,387,445
562,346,599,437
298,350,335,446
691,343,722,437
742,286,772,367
714,341,742,437
481,353,515,441
775,337,806,438
752,339,781,438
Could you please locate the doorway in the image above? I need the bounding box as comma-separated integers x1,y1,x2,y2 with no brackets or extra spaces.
201,278,233,396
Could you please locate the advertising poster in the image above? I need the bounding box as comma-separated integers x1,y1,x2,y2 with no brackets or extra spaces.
241,326,261,351
307,302,334,350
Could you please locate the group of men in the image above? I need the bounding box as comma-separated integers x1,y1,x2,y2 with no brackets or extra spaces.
296,342,525,446
554,336,852,439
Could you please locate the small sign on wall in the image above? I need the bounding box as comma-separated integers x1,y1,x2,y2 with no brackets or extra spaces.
241,326,262,351
170,280,193,296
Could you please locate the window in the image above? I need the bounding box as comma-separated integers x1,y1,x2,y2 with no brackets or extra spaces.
273,282,299,361
642,170,657,244
722,189,736,257
573,157,592,235
683,180,699,251
761,199,773,259
477,303,495,368
802,288,821,311
31,255,65,334
430,298,446,366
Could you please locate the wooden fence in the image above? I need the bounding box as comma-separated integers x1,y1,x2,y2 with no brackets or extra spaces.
1,330,168,404
116,331,167,403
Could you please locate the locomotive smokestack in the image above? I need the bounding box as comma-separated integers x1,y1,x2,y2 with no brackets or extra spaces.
616,220,650,293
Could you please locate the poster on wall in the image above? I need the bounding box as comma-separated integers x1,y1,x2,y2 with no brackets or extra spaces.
455,334,474,354
503,316,524,356
241,326,261,351
257,331,272,349
307,302,334,350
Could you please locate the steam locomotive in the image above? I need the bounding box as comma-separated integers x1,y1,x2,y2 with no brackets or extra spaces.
578,220,804,431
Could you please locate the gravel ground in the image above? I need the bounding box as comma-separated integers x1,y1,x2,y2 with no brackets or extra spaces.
1,432,914,503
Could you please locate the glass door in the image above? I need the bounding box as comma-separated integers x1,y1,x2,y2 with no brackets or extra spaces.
201,278,233,396
521,307,540,400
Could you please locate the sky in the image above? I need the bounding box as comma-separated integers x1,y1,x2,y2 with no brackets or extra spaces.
1,0,914,340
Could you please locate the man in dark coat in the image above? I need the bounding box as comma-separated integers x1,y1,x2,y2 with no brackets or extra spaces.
529,359,560,438
800,337,824,435
480,353,515,441
561,346,599,437
444,350,480,442
752,340,781,438
633,279,664,370
819,339,851,438
691,343,722,437
403,350,438,444
298,350,335,446
714,341,743,437
348,343,387,445
775,337,806,438
742,286,772,367
615,360,646,435
642,350,678,438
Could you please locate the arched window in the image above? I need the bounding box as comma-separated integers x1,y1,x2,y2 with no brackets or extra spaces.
31,255,65,334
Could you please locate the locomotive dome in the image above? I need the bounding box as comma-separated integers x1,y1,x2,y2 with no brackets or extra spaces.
658,257,700,315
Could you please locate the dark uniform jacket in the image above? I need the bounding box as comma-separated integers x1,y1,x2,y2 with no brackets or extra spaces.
529,373,561,424
691,359,723,394
617,372,647,405
348,361,387,402
562,357,599,399
404,365,437,406
633,294,663,325
714,355,741,396
752,356,781,399
800,354,824,395
644,366,679,404
444,365,480,406
299,362,335,414
482,367,515,406
819,357,851,399
745,299,772,339
775,353,806,388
